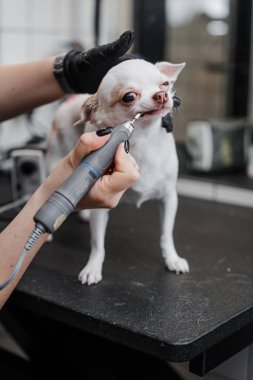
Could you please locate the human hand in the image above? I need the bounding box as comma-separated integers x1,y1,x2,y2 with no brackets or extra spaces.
62,31,134,94
41,130,140,210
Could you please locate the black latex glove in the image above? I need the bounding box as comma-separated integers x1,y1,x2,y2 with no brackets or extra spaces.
62,31,134,94
162,95,181,133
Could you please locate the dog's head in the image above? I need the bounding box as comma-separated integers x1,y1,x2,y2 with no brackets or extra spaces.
80,59,185,129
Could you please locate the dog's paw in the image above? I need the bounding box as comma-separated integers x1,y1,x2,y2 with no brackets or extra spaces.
166,256,189,274
78,265,102,285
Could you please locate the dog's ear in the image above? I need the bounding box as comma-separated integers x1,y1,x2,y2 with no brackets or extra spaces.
155,62,185,82
73,118,85,130
73,93,99,127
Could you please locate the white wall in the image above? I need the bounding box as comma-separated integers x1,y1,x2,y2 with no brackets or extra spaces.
0,0,95,65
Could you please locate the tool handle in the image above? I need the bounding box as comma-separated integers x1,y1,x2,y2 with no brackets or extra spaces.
85,127,130,172
58,126,131,203
34,122,132,233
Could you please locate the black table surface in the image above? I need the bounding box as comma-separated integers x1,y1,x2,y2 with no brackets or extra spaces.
2,177,253,363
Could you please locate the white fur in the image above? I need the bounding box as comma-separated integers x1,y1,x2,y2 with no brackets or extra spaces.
46,94,88,172
48,59,189,285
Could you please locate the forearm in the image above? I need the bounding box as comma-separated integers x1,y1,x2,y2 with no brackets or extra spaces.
0,137,95,309
0,184,51,309
0,134,100,309
0,58,64,121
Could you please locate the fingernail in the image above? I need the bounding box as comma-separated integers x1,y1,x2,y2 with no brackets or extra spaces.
124,140,130,153
96,127,112,136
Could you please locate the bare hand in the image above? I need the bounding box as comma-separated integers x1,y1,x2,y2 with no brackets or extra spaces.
42,131,139,210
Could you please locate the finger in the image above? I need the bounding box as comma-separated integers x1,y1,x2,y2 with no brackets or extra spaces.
67,131,111,168
82,31,134,66
112,150,139,171
105,144,140,192
114,143,138,170
100,30,134,59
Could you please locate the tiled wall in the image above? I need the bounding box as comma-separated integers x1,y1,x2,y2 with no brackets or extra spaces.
0,0,96,65
0,0,133,151
0,0,133,66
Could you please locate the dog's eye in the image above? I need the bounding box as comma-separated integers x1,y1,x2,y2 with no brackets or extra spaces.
122,92,137,103
162,81,169,86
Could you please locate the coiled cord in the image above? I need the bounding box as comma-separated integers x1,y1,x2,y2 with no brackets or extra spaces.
0,223,46,290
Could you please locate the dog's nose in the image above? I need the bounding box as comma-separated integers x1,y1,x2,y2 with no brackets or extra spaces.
153,91,168,104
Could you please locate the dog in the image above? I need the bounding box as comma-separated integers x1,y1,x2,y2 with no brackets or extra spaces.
46,94,89,173
48,58,189,285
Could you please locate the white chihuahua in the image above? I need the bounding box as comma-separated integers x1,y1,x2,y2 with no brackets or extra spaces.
48,58,189,285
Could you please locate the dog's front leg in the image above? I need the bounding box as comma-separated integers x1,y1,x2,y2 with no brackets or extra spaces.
160,189,189,274
78,209,109,285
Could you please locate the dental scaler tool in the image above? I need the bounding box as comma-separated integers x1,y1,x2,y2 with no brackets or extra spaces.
0,113,141,290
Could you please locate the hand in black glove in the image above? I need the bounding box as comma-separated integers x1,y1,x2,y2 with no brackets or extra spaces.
61,31,134,94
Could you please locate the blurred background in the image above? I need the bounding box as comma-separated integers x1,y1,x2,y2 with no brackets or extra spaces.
0,0,253,189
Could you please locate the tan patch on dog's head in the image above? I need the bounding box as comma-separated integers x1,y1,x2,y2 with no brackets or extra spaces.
109,85,138,107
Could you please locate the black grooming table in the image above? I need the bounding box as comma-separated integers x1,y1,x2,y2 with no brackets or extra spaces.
2,186,253,376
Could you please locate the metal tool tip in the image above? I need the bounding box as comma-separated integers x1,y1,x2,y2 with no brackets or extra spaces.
132,113,142,123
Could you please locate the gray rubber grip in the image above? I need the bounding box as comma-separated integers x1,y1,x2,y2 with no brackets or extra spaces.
55,163,97,208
